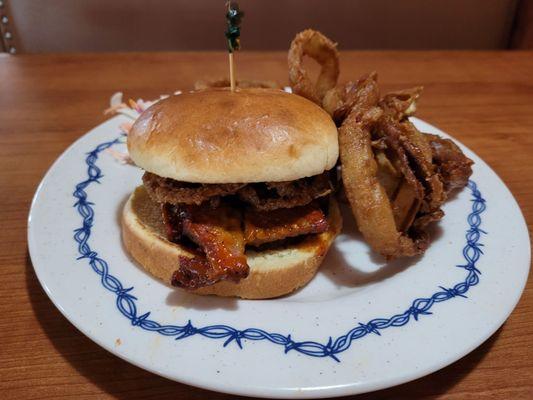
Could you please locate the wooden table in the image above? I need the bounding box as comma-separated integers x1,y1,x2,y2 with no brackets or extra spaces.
1,52,532,399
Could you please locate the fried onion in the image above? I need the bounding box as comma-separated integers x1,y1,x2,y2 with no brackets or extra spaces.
338,75,455,258
322,72,380,125
284,30,473,259
379,86,423,121
288,29,340,104
339,107,430,257
426,133,473,194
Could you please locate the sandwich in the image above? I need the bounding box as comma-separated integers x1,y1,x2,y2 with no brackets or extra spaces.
122,88,342,299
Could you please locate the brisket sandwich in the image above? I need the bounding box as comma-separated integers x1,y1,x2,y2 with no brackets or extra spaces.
122,88,342,299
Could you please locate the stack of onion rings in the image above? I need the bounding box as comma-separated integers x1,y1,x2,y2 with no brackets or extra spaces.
288,30,473,258
339,78,472,258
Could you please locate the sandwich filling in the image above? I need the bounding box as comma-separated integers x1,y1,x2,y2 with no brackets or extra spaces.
142,171,334,289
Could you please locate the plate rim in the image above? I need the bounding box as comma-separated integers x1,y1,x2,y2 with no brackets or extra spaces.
27,115,531,398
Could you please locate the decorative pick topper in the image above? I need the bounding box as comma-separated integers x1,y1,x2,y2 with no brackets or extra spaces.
225,1,243,53
225,1,243,92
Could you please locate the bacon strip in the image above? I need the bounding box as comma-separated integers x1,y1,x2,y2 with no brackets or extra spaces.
171,204,249,289
170,201,330,289
161,203,183,243
172,256,213,289
244,202,329,246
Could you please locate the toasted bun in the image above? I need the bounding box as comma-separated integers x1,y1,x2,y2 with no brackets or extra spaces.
122,186,342,299
128,88,339,183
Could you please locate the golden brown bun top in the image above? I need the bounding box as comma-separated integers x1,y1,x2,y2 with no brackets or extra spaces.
128,88,339,183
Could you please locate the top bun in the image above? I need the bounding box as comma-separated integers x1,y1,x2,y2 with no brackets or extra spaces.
128,88,339,183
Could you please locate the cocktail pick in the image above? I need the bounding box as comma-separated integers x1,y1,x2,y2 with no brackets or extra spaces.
225,1,244,92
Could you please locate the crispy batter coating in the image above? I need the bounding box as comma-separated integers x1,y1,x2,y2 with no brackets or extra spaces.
340,104,430,258
323,73,379,125
426,134,474,194
336,69,472,258
379,86,423,120
288,29,340,104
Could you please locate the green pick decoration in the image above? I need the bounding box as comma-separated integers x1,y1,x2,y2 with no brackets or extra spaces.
225,1,243,53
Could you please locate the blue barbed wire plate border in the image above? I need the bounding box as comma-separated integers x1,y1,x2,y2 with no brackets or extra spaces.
73,135,486,362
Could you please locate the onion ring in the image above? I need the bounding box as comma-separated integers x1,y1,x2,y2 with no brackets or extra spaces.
425,133,474,194
376,116,425,201
334,68,471,258
323,72,379,125
322,82,356,118
379,86,423,120
338,76,435,258
339,107,429,258
288,29,340,104
377,88,447,212
399,122,446,212
376,116,446,214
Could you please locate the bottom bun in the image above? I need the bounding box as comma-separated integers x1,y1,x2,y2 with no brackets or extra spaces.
122,186,342,299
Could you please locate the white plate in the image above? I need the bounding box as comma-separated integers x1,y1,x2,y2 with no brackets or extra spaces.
28,112,530,398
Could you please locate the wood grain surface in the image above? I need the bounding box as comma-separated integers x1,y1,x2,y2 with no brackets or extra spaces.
1,51,532,399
